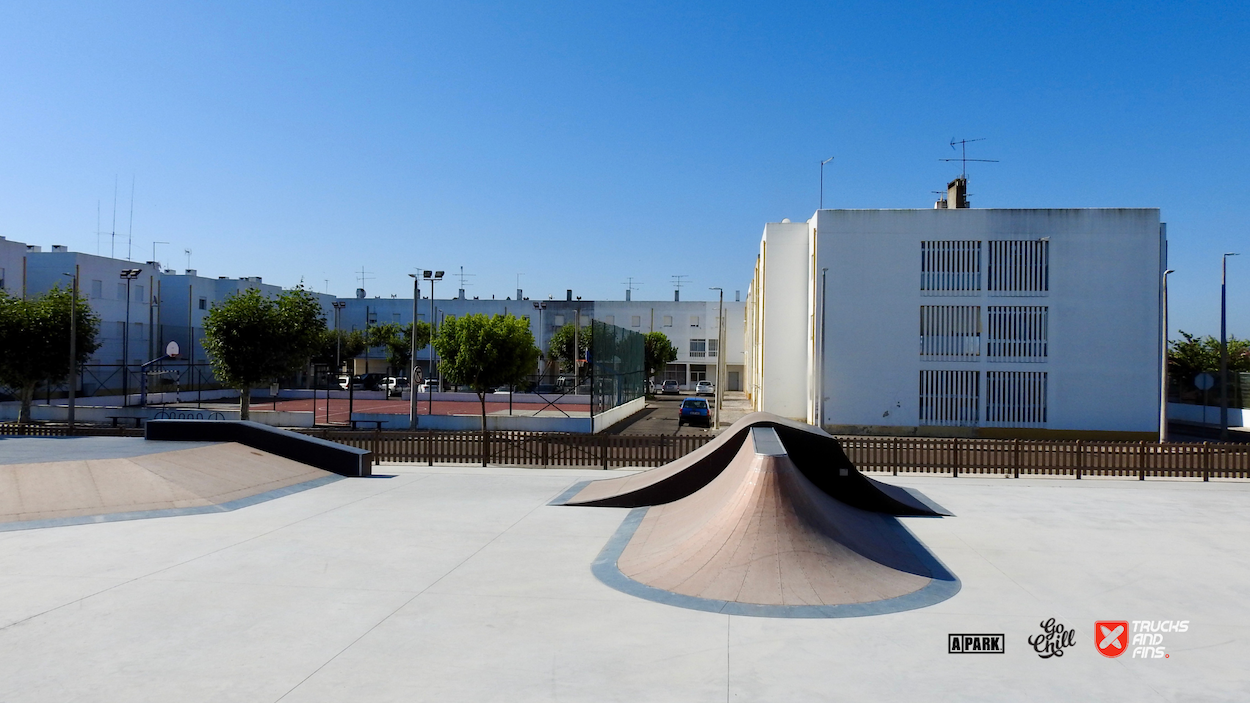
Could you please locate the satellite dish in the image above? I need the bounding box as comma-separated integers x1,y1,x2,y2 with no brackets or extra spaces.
166,341,180,358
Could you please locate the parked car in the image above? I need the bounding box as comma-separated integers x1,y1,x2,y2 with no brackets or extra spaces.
678,397,711,427
694,380,714,396
661,379,681,395
378,377,408,396
416,380,441,393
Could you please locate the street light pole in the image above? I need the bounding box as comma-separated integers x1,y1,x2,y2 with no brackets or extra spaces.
331,301,346,426
1221,253,1239,441
63,268,78,432
1161,269,1174,443
120,269,141,406
408,272,421,430
425,270,444,415
709,287,723,429
820,156,834,210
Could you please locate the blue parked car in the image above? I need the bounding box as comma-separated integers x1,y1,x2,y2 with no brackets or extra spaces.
678,397,711,427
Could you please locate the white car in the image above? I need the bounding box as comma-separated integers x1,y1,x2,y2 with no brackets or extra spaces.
694,380,714,396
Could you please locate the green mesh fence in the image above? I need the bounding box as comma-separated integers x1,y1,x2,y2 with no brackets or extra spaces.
590,319,646,415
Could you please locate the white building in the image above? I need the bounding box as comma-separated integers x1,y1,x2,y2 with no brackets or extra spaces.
746,187,1165,440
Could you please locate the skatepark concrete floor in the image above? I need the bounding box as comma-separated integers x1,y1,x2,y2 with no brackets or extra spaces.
0,463,1247,702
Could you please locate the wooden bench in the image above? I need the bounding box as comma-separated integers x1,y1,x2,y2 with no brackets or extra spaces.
349,419,386,431
106,416,143,428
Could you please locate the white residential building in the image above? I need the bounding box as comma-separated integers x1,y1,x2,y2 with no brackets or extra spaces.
746,187,1165,440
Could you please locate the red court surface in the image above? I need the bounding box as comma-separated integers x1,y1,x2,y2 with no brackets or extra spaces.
249,397,588,424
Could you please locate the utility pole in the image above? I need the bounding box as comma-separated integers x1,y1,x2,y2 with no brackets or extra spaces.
408,272,421,429
120,268,141,405
1221,253,1240,441
63,268,79,432
820,156,834,209
1161,269,1174,442
710,287,723,429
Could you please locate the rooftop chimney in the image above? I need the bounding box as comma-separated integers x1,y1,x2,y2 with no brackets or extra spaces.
566,289,573,301
674,290,680,302
625,289,631,301
356,288,366,299
516,288,523,301
936,177,970,209
52,244,68,252
185,269,197,276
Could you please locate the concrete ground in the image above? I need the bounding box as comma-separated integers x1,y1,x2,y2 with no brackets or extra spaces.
611,391,752,436
0,464,1246,702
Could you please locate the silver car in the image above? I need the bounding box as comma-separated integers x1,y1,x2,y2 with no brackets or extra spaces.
694,380,714,396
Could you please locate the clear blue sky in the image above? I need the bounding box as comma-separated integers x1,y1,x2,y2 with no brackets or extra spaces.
0,1,1245,336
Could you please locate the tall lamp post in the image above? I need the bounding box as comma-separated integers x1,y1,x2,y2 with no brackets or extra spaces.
408,272,422,430
1221,253,1240,441
120,268,141,405
533,300,547,381
1160,269,1174,443
424,270,444,415
63,269,79,432
709,287,723,429
820,156,835,210
331,301,346,425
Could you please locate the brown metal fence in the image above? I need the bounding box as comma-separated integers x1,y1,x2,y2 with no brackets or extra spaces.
0,423,145,438
297,429,712,469
837,436,1250,481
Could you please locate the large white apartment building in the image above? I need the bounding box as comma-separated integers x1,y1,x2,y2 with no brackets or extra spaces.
746,185,1166,439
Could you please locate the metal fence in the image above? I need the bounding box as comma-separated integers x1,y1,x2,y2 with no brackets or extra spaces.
589,320,646,415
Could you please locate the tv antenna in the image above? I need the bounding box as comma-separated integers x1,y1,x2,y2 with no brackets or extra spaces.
623,277,643,293
127,176,135,261
671,274,690,298
940,138,998,180
356,266,374,289
185,249,192,271
455,266,475,290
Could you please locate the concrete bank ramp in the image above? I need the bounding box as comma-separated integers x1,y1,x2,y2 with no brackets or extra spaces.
590,427,959,617
0,439,340,531
565,411,948,517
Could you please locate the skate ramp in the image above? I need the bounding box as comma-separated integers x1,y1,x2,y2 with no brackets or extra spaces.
565,411,948,517
0,439,340,530
591,427,959,617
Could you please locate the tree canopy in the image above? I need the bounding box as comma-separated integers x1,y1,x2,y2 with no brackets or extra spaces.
0,286,100,423
201,286,327,419
1169,330,1250,381
644,331,678,382
548,322,592,372
366,321,431,377
311,328,367,371
432,313,539,443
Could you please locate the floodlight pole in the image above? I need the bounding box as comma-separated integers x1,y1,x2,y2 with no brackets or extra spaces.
1160,269,1174,443
120,268,141,406
820,156,834,210
710,287,723,429
426,271,444,415
63,269,79,432
409,273,420,429
1221,253,1239,441
332,301,346,425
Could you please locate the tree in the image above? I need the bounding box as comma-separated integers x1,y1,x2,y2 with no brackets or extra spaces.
366,321,431,377
311,328,367,371
1169,330,1250,401
201,286,327,420
644,331,678,384
548,322,592,372
0,287,100,423
432,313,540,458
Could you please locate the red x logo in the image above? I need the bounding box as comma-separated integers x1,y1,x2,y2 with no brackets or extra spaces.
1096,621,1129,658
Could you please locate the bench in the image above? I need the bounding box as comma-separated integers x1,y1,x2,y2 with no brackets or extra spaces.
106,416,143,428
349,419,386,431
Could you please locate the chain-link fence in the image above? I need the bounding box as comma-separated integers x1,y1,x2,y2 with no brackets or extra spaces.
589,319,645,415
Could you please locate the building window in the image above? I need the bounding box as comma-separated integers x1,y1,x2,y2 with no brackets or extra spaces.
708,339,718,357
117,282,127,300
690,364,708,382
921,240,981,295
91,280,103,299
987,240,1049,295
631,315,641,327
919,370,979,426
662,315,673,327
552,315,565,327
115,321,125,338
920,306,980,358
689,339,706,358
690,315,700,327
987,306,1048,360
986,371,1047,426
199,297,208,310
665,363,687,383
0,267,4,290
603,315,614,325
134,285,144,302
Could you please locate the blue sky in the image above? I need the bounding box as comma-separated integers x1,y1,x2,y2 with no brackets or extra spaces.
0,1,1245,336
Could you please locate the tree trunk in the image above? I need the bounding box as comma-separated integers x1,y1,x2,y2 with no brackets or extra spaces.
478,391,487,467
240,387,251,421
18,383,35,425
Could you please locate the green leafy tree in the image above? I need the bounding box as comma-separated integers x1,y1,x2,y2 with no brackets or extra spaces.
433,313,540,453
366,321,432,377
1169,331,1250,379
0,287,100,423
311,328,367,371
201,286,327,420
548,322,592,372
644,331,678,385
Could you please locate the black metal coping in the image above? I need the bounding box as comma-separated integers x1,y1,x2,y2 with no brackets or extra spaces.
145,420,372,477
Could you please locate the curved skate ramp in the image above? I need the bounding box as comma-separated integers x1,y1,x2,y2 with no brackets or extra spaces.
0,438,340,531
564,411,948,517
591,427,959,617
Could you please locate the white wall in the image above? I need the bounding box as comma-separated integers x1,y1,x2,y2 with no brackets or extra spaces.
757,221,810,420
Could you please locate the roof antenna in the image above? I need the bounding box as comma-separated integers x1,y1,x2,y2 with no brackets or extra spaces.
110,175,118,259
127,175,136,261
940,138,998,180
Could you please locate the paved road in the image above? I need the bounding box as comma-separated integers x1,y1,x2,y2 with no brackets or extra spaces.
609,394,720,436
